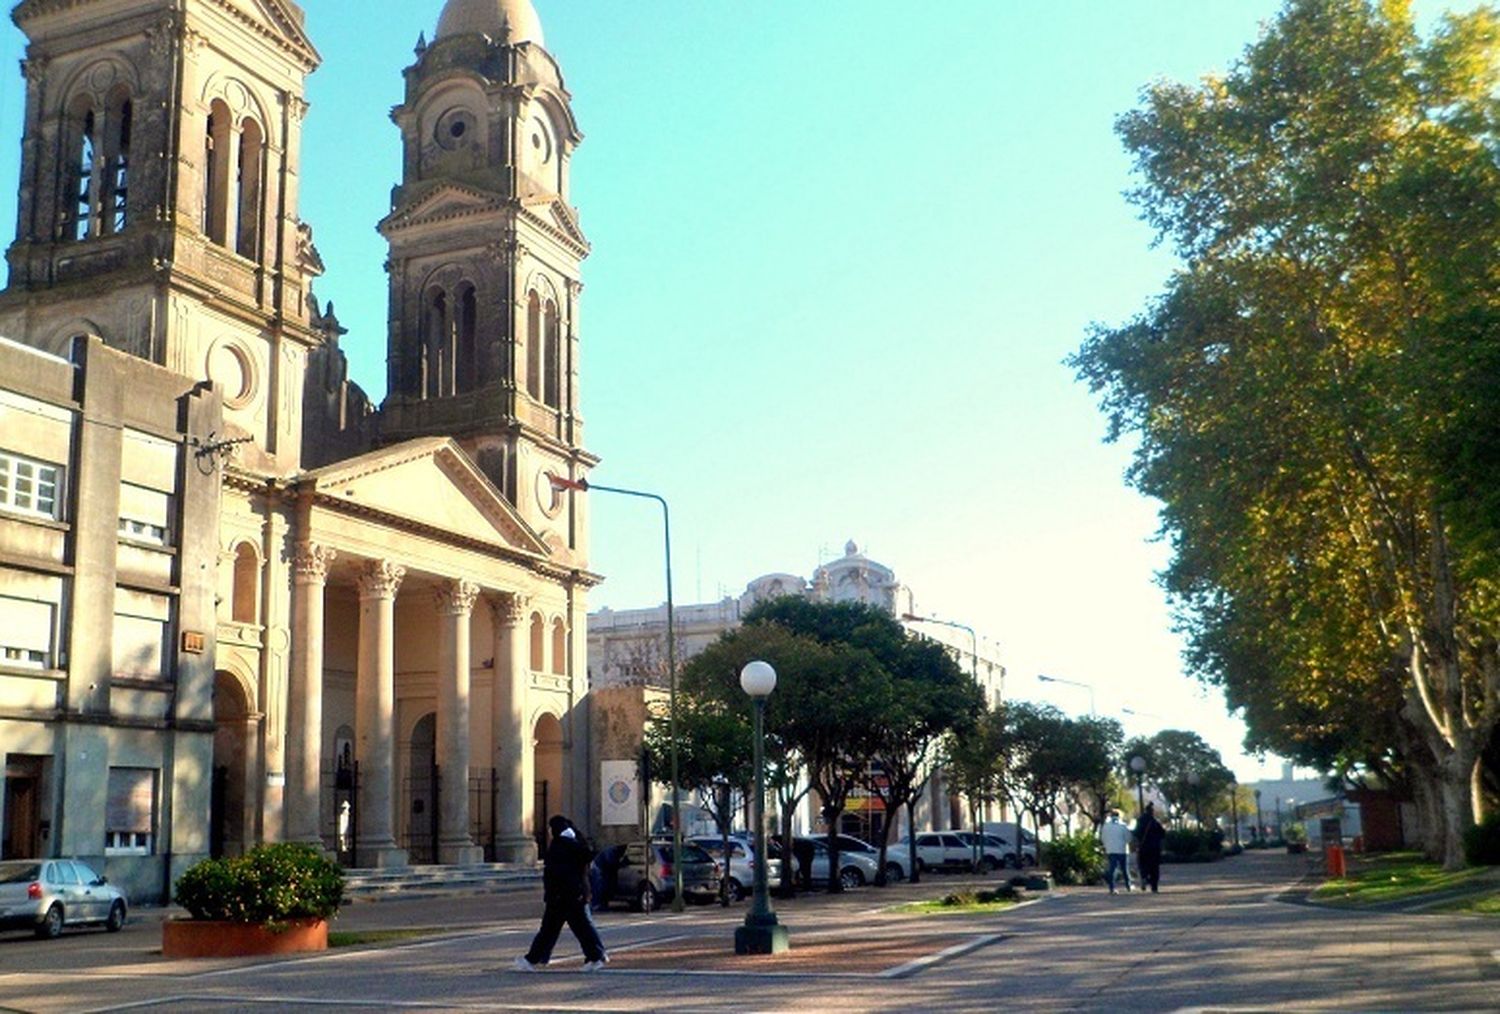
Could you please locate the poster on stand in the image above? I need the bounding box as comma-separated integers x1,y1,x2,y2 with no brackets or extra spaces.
600,760,639,826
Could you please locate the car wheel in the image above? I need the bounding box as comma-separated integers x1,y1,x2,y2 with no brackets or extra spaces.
36,904,63,940
637,883,658,913
981,856,999,873
1005,853,1019,869
106,901,126,932
884,862,905,883
1023,854,1037,868
726,878,746,902
839,867,864,889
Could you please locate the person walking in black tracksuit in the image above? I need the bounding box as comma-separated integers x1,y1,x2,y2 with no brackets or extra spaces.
514,815,608,971
1134,802,1167,893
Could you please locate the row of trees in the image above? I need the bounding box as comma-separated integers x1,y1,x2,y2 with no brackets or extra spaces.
645,596,1239,889
1071,0,1500,866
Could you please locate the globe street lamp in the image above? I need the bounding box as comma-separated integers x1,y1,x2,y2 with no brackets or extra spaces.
1129,755,1147,815
735,660,790,955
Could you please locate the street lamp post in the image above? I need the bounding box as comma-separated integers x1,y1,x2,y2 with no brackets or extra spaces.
1254,788,1263,842
551,475,685,911
1129,755,1146,815
1037,673,1096,716
735,661,790,955
1187,771,1202,828
1230,781,1240,847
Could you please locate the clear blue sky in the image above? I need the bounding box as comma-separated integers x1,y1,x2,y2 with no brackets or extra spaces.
0,1,1470,782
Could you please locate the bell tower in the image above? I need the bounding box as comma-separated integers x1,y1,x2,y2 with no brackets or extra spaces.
0,0,326,474
379,0,594,545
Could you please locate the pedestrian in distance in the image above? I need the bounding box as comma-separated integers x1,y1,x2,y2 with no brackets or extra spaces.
514,815,609,972
1099,809,1133,894
1134,802,1167,894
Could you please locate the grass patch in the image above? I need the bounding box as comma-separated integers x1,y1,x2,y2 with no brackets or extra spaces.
1312,851,1492,906
1433,889,1500,917
894,886,1020,915
328,928,444,948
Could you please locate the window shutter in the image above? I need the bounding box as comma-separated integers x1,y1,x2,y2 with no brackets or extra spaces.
0,597,53,653
106,768,155,833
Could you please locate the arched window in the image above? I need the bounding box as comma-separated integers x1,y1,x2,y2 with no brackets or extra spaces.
424,289,449,399
543,299,561,408
529,613,545,672
550,620,566,675
235,117,263,260
103,91,131,235
204,100,232,245
73,107,97,241
456,285,477,394
525,291,542,399
231,543,259,624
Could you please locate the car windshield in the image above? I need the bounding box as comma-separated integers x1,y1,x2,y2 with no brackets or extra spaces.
668,844,712,864
0,861,41,883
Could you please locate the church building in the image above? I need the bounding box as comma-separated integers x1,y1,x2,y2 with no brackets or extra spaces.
0,0,597,900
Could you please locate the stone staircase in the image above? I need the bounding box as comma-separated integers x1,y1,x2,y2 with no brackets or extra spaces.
342,862,542,901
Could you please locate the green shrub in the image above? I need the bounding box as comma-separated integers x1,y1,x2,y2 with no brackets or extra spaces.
175,843,344,925
1043,832,1104,885
1283,822,1307,845
1165,829,1203,859
1463,815,1500,866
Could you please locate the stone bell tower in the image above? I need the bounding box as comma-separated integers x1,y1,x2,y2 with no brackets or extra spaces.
0,0,326,475
379,0,594,557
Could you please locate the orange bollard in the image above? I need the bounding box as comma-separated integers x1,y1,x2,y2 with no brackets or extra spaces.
1324,844,1346,878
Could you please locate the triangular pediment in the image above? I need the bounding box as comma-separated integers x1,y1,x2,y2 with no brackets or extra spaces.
210,0,320,64
519,191,590,250
302,438,549,557
380,183,504,232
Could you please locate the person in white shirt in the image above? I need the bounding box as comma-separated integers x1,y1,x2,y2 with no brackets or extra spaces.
1099,810,1133,894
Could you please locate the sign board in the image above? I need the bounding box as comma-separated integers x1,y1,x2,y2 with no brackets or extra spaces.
600,760,639,826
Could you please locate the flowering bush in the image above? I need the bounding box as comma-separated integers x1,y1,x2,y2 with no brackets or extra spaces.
175,844,344,925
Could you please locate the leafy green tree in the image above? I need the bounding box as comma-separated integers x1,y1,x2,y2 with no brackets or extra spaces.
1072,0,1500,866
1064,716,1126,830
1124,731,1233,827
945,707,1009,874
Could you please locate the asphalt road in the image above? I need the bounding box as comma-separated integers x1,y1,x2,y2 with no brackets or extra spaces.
0,850,1496,1012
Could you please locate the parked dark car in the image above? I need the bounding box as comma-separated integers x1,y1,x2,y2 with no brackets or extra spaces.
591,841,719,912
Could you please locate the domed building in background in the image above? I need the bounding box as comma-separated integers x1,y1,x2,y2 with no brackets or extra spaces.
0,0,597,897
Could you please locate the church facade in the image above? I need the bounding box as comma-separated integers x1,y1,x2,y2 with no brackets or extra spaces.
0,0,596,899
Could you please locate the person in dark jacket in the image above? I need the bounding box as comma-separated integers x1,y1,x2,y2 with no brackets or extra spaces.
514,815,608,971
1134,802,1167,893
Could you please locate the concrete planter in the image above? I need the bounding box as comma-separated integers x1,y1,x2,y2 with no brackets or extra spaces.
162,917,328,958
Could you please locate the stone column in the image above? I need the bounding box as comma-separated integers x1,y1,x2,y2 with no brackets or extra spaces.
490,593,535,863
436,579,484,865
285,542,335,846
356,560,408,868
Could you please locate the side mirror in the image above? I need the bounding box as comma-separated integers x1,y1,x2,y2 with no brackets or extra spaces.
93,877,107,886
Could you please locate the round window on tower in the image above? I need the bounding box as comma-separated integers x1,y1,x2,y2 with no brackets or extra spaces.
435,108,478,151
527,112,554,168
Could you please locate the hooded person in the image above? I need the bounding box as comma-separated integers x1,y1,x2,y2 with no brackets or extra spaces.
514,816,608,971
1133,803,1167,894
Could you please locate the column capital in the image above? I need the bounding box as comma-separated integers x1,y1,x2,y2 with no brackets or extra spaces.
490,591,529,627
435,579,481,616
356,560,406,600
292,543,337,585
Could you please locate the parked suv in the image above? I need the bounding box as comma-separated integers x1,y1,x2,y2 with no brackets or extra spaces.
952,831,1012,872
598,841,719,912
980,824,1040,867
830,834,911,882
898,832,974,873
687,835,787,899
0,859,127,939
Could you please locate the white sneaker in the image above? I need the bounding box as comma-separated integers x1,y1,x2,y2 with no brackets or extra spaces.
512,957,540,972
582,959,607,972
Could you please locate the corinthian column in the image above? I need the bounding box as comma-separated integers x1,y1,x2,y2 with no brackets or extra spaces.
356,560,408,868
436,579,484,864
286,542,335,846
490,593,536,863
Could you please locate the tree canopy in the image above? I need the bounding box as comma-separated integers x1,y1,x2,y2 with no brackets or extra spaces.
1071,0,1500,865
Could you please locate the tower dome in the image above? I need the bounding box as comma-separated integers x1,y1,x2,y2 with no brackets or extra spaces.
436,0,544,45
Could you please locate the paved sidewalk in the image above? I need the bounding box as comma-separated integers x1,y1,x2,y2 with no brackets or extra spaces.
1,850,1495,1012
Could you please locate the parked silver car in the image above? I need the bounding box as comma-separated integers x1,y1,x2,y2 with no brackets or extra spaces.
687,835,787,899
0,859,128,939
793,836,880,889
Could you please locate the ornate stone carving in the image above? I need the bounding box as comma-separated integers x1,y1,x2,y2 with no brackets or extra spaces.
183,28,208,56
147,17,179,60
21,57,49,83
491,592,529,626
435,579,481,615
356,560,406,599
289,96,310,123
291,542,336,584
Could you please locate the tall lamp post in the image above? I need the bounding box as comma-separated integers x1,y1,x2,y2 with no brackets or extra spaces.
551,475,685,911
1230,780,1240,847
1037,673,1096,716
735,661,790,955
1129,755,1147,815
1254,788,1263,842
1187,771,1202,828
